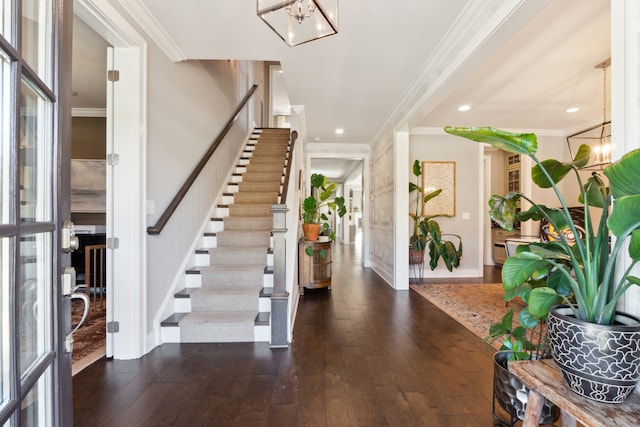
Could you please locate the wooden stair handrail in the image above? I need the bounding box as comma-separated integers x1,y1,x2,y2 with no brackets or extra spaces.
280,130,298,204
147,84,258,235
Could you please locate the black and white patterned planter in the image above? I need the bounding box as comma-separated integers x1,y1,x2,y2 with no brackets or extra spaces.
493,351,560,426
547,305,640,403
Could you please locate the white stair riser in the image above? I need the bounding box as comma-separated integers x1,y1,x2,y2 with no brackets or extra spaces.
174,298,191,312
215,207,229,217
259,296,271,312
195,253,210,266
254,325,270,342
202,235,216,248
161,326,181,343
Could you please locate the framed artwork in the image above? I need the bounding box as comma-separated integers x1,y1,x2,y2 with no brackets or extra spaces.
422,161,456,216
71,159,106,212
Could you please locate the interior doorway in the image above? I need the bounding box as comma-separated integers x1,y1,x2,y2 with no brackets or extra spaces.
73,0,147,361
307,152,371,267
70,14,110,374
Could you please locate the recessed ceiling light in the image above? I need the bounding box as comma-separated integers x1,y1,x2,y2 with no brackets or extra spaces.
566,107,580,113
335,128,344,135
458,105,471,112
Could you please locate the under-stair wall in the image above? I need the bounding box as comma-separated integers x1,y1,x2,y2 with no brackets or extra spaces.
158,128,294,344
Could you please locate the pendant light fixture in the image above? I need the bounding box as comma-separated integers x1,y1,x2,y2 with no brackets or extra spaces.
566,58,612,169
257,0,338,47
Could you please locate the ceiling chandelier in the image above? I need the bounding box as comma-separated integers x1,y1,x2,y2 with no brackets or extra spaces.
257,0,339,47
566,58,611,169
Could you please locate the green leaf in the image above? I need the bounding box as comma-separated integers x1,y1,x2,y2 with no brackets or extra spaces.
608,195,640,240
444,127,538,156
630,229,640,261
412,159,422,178
518,307,540,327
546,267,573,296
501,256,550,293
532,145,591,188
305,247,314,256
527,242,571,261
532,159,572,188
310,173,326,189
580,173,608,208
302,197,317,214
528,287,561,319
572,144,593,168
488,193,520,230
423,189,443,204
604,148,640,198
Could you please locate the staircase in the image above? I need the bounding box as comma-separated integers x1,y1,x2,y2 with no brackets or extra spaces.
160,128,291,343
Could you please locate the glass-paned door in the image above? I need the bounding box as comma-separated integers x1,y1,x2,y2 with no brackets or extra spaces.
0,0,73,425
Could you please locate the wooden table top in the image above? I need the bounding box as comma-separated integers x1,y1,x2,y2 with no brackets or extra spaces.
510,359,640,427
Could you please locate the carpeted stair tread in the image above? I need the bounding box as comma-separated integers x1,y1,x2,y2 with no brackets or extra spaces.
194,264,267,274
181,311,257,325
222,216,273,231
237,182,281,193
232,192,279,204
209,246,269,265
179,311,257,343
215,230,271,247
195,264,268,287
167,128,290,344
228,203,275,217
190,286,261,312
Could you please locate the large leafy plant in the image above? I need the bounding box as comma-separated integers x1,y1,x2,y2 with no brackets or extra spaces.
302,173,346,226
409,159,463,271
445,126,640,325
302,173,346,257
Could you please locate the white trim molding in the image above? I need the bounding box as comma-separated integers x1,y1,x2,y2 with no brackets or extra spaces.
117,0,187,62
72,107,107,117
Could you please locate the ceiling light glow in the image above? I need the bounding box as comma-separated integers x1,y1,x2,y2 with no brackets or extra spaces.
458,105,471,112
335,128,344,134
566,107,580,113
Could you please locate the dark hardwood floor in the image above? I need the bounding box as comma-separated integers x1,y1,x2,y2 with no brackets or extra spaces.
73,243,508,426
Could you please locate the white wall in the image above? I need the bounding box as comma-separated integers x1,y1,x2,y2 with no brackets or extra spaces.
409,132,483,278
370,137,395,285
145,51,253,337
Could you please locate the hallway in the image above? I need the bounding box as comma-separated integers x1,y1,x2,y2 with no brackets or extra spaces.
73,244,500,426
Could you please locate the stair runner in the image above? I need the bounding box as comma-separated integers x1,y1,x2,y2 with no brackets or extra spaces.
161,128,290,343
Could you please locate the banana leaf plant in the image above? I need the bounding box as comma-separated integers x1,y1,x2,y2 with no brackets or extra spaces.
409,159,463,271
445,126,640,325
303,173,346,257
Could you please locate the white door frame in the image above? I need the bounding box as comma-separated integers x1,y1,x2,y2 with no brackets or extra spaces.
75,0,148,359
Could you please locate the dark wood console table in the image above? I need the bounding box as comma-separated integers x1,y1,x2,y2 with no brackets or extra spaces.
298,240,332,295
510,358,640,427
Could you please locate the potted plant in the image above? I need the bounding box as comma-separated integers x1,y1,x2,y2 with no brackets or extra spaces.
408,159,463,273
445,126,640,403
302,173,346,243
487,308,559,426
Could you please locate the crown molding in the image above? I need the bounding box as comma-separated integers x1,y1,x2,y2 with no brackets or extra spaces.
304,142,370,156
72,108,107,117
410,127,565,137
372,0,550,146
117,0,186,62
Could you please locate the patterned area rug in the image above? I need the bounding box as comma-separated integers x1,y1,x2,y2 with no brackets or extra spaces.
71,298,106,375
410,282,524,350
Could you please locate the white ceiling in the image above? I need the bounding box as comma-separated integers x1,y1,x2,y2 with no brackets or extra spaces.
72,0,611,180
